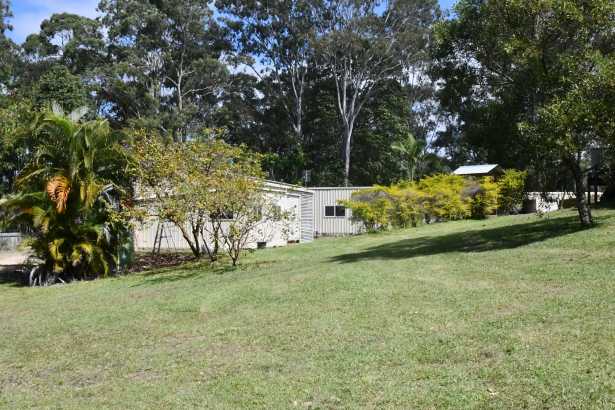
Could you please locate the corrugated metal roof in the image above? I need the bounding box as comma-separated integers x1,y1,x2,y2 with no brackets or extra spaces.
309,186,371,190
453,164,500,175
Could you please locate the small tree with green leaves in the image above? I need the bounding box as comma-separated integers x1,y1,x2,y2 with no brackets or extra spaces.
130,132,270,263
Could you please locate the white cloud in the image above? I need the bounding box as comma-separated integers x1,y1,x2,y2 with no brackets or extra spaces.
8,0,100,43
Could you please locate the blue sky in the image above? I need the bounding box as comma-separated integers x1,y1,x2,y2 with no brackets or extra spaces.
6,0,457,43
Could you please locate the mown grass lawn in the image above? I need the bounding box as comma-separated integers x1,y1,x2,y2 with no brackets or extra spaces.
1,210,614,409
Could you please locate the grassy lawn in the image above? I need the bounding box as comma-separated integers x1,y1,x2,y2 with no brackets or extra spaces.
1,210,614,409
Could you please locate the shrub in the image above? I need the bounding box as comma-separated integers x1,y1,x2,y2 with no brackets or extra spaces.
497,169,527,214
387,183,425,228
464,177,500,219
418,174,470,221
344,170,526,232
341,186,393,232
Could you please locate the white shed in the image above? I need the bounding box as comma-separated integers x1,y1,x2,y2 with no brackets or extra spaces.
310,187,369,236
133,180,313,252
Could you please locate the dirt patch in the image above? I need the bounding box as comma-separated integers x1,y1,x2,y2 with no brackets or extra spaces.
128,253,197,273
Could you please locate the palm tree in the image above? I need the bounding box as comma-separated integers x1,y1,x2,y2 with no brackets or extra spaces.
1,105,131,286
391,133,424,181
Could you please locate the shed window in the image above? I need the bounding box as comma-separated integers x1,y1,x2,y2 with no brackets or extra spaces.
335,206,346,217
210,210,234,220
325,205,346,217
325,206,335,217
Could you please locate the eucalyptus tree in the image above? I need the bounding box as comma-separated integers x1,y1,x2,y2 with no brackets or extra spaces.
432,0,615,226
22,13,106,75
315,0,439,185
0,0,17,94
18,13,105,114
99,0,230,141
216,0,318,147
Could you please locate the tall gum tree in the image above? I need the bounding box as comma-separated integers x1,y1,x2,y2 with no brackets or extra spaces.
315,0,439,185
99,0,230,141
216,0,318,148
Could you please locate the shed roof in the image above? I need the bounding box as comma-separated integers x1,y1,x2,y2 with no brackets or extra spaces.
453,164,501,176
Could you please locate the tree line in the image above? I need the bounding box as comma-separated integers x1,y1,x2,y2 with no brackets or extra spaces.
1,0,615,226
0,0,441,190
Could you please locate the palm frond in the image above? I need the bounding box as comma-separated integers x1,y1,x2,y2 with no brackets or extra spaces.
51,102,64,117
46,175,71,214
68,106,89,123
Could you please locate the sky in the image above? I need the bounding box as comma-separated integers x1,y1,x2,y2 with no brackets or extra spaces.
6,0,458,43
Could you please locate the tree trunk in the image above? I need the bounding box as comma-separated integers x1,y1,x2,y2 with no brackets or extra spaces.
343,123,353,187
572,165,593,226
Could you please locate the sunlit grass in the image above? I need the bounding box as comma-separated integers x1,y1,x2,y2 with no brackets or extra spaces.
1,209,614,408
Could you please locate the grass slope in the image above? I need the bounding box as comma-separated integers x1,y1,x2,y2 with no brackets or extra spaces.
1,210,614,409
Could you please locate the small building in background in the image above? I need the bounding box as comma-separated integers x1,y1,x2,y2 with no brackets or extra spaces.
453,164,503,178
133,181,314,252
310,187,369,236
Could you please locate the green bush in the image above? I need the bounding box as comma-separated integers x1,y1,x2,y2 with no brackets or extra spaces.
418,174,470,221
497,169,527,214
344,169,527,231
341,186,393,232
0,108,131,286
387,183,425,228
464,177,500,219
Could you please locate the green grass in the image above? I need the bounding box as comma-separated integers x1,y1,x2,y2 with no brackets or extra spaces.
1,210,614,409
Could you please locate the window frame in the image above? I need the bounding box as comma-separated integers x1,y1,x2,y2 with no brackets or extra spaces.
324,205,347,218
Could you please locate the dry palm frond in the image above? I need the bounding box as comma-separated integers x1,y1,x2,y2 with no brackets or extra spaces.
46,175,71,214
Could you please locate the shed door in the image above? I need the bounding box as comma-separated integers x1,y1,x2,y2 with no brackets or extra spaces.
300,193,314,242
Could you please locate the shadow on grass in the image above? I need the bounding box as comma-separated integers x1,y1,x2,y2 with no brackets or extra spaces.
331,216,591,264
0,266,28,287
132,257,282,287
131,262,238,287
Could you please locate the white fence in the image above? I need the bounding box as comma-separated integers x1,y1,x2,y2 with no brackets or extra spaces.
525,191,602,213
0,233,23,252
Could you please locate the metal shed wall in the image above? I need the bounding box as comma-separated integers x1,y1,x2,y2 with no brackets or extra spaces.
133,181,309,251
311,187,368,236
300,192,315,242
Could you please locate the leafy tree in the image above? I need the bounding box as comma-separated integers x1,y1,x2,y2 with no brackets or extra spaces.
218,185,291,266
315,0,439,185
0,0,17,93
32,66,90,112
0,107,131,285
130,133,268,265
17,13,104,114
217,0,317,147
0,98,36,196
22,13,105,75
99,0,230,140
432,0,615,225
350,81,418,185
